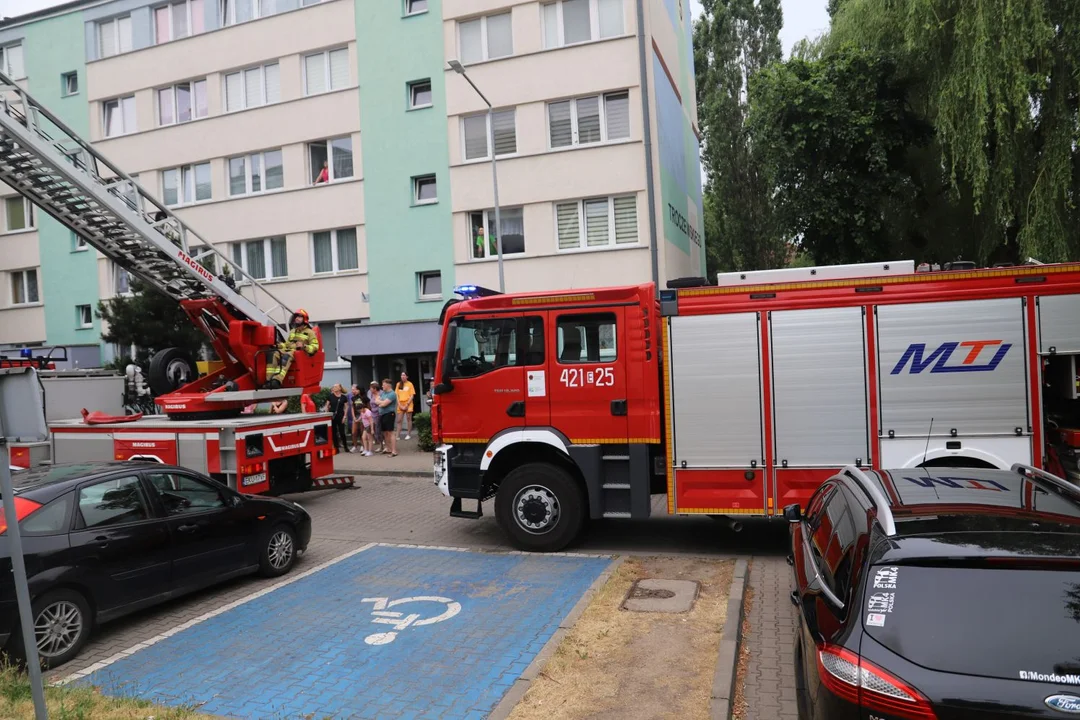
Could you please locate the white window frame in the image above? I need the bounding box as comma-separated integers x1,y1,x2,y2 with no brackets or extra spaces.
230,237,288,280
461,109,517,162
76,304,93,329
223,62,280,112
547,91,630,150
0,43,25,79
73,233,89,252
157,79,208,126
97,16,133,58
542,0,623,49
220,0,274,27
554,195,638,252
112,262,133,296
302,47,349,96
457,12,513,65
417,271,442,300
4,196,33,232
10,269,39,306
102,95,136,138
308,137,354,184
153,0,205,43
412,175,437,205
161,162,212,207
468,207,526,260
228,149,284,196
408,79,432,110
404,0,428,15
61,71,79,97
310,228,359,275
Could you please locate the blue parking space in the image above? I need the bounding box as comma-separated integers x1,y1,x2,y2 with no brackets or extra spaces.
79,545,611,719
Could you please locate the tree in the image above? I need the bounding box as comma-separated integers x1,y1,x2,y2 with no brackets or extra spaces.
97,278,206,370
694,0,788,275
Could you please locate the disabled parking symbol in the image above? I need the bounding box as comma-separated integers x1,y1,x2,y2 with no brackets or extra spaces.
360,596,462,645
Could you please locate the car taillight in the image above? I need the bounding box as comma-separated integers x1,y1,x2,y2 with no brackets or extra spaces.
0,497,43,535
817,644,937,720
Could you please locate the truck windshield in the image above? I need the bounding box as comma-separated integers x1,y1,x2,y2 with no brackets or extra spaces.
446,318,518,378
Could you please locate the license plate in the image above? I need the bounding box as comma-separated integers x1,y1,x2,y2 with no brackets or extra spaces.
242,472,267,487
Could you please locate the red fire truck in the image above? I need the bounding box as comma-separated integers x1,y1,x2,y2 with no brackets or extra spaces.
431,262,1080,551
0,71,351,495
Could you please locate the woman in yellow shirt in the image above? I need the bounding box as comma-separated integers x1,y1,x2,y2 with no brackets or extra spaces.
395,371,416,441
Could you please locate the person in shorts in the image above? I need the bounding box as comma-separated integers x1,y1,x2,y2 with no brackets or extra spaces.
376,379,398,457
367,380,384,452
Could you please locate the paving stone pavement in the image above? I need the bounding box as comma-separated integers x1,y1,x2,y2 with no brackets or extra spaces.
740,555,800,719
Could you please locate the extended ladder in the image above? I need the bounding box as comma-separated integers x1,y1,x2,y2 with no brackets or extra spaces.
0,71,292,337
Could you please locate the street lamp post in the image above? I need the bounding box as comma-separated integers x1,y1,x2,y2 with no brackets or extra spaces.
448,60,504,293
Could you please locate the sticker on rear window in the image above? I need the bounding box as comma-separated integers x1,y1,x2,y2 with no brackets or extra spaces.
866,613,887,627
867,592,895,614
1020,670,1080,685
873,566,898,590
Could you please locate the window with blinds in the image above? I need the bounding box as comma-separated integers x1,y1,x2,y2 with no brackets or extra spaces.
457,12,513,65
541,0,623,49
304,48,349,96
547,91,630,148
224,63,279,112
555,195,637,251
462,109,516,161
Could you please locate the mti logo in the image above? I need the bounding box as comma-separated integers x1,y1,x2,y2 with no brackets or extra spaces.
891,340,1011,375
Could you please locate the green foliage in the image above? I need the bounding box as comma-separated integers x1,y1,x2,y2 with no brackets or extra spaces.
413,412,434,452
310,387,332,410
96,277,206,369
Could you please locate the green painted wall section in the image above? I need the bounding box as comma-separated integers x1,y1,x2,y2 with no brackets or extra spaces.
23,12,101,359
355,1,454,324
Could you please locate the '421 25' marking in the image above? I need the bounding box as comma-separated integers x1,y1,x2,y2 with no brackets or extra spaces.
560,367,615,388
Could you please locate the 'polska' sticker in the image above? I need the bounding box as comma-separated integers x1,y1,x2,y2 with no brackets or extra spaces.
873,566,898,590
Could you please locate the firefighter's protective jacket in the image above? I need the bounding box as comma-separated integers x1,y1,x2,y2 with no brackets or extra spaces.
281,326,319,355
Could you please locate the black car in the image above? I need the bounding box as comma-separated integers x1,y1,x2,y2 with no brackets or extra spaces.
786,463,1080,720
0,461,311,667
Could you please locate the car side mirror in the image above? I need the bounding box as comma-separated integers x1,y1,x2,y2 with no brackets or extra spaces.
230,494,243,507
434,382,453,395
783,504,801,523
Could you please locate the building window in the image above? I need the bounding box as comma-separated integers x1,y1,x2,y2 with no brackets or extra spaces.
418,271,441,300
76,305,93,329
469,207,525,259
113,263,132,295
162,162,212,206
102,96,136,137
221,0,275,26
61,71,79,96
556,195,637,251
230,237,287,280
224,62,280,112
412,175,437,205
303,48,349,96
0,44,25,79
458,12,512,64
548,91,629,148
404,0,427,15
311,228,358,274
10,269,39,305
542,0,623,49
408,79,432,110
157,79,208,126
72,232,88,252
154,0,205,43
4,197,33,232
97,16,133,58
301,0,321,6
462,109,516,161
309,137,353,184
229,149,284,196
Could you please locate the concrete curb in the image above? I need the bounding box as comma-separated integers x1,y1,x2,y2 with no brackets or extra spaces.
488,555,626,720
711,557,749,720
358,470,430,478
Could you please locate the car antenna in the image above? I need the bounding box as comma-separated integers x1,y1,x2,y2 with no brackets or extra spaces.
922,417,934,466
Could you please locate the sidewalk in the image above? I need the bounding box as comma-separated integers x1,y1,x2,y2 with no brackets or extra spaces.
333,433,431,477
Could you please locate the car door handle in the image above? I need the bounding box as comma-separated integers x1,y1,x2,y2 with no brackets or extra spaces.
610,399,627,416
94,535,109,548
790,590,800,607
786,554,794,566
177,524,199,533
506,401,525,418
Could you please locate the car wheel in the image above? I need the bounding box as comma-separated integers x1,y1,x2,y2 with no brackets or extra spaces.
258,524,297,577
794,634,810,719
495,463,585,553
9,589,93,670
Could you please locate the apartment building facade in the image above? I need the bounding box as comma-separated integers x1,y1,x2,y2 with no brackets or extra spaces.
0,0,703,398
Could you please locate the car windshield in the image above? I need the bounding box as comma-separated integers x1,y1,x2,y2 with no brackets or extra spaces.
863,564,1080,681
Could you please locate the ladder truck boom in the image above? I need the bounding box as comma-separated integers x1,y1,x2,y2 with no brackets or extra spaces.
0,72,323,419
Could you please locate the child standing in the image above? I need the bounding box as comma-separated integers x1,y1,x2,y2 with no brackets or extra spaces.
360,397,375,456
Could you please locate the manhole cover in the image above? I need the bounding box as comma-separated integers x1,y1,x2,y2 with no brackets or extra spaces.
622,579,699,613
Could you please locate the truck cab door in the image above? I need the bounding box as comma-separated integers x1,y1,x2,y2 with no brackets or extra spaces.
548,309,629,443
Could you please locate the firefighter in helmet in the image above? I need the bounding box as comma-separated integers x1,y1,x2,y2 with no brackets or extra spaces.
265,309,319,389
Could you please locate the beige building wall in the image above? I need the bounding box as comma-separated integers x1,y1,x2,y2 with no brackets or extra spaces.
0,183,46,345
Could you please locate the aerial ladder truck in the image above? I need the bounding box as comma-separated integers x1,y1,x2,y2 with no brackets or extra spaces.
0,71,353,495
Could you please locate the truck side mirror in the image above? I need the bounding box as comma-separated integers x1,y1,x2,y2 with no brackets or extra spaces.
433,382,453,395
783,504,801,523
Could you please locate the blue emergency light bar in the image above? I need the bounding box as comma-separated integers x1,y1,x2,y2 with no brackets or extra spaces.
453,285,501,299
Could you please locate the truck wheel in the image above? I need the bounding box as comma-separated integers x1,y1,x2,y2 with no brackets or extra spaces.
495,463,585,552
149,347,197,396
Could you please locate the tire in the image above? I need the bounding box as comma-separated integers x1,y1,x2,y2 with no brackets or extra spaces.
8,589,93,670
148,347,197,396
495,463,586,552
258,524,298,577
